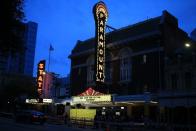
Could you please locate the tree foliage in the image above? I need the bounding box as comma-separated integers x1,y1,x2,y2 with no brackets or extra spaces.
0,74,38,105
0,0,25,53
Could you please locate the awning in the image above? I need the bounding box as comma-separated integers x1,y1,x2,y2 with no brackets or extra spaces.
158,90,196,107
78,87,104,96
114,92,155,103
159,98,196,107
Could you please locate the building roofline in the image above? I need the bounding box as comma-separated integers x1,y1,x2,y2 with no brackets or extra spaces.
77,16,161,46
69,30,161,58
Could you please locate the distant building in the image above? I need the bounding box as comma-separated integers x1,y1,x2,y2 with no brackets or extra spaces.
0,52,11,73
64,74,70,97
191,28,196,41
0,21,38,76
42,72,59,98
23,22,38,76
40,71,71,99
55,74,70,98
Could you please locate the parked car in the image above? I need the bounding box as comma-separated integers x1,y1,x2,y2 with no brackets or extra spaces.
14,110,46,124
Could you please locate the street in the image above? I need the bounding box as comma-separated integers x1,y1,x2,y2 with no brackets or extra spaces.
0,117,97,131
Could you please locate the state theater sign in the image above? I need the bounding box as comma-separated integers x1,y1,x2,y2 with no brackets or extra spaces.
93,1,108,83
37,60,46,97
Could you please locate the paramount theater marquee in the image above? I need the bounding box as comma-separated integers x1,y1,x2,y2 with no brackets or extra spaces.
72,88,112,103
73,95,111,103
93,1,108,83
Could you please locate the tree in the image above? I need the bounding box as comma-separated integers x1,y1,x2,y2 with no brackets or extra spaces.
0,0,25,53
0,73,38,111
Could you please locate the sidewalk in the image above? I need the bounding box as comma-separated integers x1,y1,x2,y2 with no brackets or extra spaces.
0,112,13,119
64,126,103,131
46,116,64,125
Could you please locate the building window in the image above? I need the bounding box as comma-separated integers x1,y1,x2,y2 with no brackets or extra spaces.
86,55,94,85
119,48,132,82
184,72,192,89
105,62,112,82
120,57,131,81
143,54,147,64
87,65,94,84
171,73,178,89
78,68,81,75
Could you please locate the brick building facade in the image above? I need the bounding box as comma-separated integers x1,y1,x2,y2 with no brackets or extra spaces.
69,10,191,96
68,10,196,127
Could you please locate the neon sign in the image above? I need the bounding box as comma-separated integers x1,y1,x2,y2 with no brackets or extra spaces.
93,1,108,83
37,60,45,97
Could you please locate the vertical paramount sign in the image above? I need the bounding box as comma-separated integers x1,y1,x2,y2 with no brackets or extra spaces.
93,1,108,83
37,60,45,97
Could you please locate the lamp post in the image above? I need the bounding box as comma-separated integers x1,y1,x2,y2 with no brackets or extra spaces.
42,71,46,98
184,42,191,131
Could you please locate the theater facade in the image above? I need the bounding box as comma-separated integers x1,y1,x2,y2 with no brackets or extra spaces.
69,10,196,125
70,10,189,95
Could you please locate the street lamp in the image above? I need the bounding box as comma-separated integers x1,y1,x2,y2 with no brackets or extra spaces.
185,43,191,48
42,71,46,75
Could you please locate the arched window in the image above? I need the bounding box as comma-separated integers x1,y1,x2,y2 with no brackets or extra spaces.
119,48,132,82
86,55,94,85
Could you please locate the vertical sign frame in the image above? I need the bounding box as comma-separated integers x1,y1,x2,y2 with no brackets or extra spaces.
37,60,46,97
93,1,108,85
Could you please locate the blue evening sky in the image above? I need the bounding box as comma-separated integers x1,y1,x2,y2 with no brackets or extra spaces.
24,0,196,77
